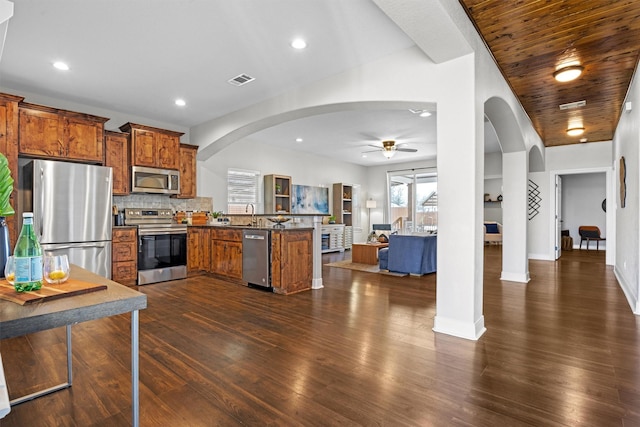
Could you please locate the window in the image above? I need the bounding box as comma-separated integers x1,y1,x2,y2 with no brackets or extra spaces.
227,168,261,214
387,168,437,234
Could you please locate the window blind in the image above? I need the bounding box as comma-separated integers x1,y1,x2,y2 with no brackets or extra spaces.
227,168,260,214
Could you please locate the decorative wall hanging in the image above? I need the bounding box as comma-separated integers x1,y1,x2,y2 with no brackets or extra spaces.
620,156,626,208
528,179,541,220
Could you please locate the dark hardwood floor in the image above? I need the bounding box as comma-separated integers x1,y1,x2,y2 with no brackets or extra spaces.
2,246,638,426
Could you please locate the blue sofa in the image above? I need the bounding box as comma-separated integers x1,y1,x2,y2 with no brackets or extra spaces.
378,234,437,275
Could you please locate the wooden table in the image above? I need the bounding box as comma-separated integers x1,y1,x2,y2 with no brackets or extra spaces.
0,265,147,426
351,242,389,265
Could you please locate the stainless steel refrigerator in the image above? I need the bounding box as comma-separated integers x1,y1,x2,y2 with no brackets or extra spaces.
19,160,113,278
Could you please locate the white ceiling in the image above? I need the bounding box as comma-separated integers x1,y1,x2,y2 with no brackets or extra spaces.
0,0,500,166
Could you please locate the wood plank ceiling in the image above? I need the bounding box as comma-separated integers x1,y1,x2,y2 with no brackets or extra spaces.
459,0,640,147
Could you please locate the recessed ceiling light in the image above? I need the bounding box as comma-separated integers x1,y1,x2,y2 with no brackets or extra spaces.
419,111,431,117
291,38,307,49
566,127,585,136
553,65,584,82
409,108,431,117
53,61,69,71
295,138,303,143
362,154,367,158
175,99,186,107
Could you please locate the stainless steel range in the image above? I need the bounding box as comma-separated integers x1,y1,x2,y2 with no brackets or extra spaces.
125,208,187,285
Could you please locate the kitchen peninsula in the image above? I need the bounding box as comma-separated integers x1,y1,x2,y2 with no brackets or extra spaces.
187,223,314,295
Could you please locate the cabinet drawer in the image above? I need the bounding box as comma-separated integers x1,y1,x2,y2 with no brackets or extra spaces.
112,260,137,281
113,242,136,262
211,228,242,242
113,227,137,243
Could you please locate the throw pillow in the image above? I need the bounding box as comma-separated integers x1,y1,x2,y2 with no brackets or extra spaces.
485,223,499,234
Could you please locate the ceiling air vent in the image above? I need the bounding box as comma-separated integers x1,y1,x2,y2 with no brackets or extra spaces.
559,100,586,110
228,73,255,86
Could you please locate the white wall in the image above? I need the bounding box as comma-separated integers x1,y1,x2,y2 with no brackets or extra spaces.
561,173,606,248
613,62,640,314
197,135,370,239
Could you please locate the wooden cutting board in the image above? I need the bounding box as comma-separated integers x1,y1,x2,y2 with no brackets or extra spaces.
0,278,107,305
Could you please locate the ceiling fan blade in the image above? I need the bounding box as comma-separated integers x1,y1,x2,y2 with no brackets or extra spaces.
367,144,383,149
396,148,418,152
362,149,383,153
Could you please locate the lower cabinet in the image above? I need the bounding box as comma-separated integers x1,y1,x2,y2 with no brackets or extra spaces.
209,228,243,280
112,227,137,286
271,229,313,295
187,227,210,276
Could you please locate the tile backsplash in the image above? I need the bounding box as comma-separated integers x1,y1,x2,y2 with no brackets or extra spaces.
113,195,213,213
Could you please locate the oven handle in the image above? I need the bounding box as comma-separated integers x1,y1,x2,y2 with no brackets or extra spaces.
138,229,187,236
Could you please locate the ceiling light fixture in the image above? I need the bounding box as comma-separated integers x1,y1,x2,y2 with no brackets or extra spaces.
566,127,585,136
291,38,307,49
175,99,186,107
553,65,584,82
382,150,396,159
53,61,69,71
295,138,303,143
409,108,431,117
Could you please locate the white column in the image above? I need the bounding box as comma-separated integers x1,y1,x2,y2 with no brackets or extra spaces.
311,216,324,289
501,151,530,282
432,55,486,340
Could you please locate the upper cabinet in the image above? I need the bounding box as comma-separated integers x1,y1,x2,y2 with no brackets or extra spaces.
174,143,198,199
0,93,24,249
264,174,291,214
104,130,130,196
18,102,108,163
119,122,184,170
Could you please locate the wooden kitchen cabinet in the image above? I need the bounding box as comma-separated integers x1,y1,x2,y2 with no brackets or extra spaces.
112,227,138,286
18,102,108,163
104,130,130,195
0,93,24,249
271,229,313,295
209,228,243,281
187,226,210,276
174,143,198,199
119,122,183,170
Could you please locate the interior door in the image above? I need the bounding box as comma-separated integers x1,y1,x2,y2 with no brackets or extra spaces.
555,175,562,260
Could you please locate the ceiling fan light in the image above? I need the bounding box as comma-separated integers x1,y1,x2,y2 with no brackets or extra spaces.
382,150,395,159
566,127,585,136
553,65,584,82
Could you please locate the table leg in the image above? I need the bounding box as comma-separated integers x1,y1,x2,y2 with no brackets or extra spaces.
132,309,140,427
10,324,73,406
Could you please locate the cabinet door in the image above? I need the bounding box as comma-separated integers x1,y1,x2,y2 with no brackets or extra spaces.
187,228,202,274
64,116,104,162
132,128,157,167
157,133,179,170
210,240,242,279
18,107,63,157
176,144,197,198
279,231,312,293
105,132,130,195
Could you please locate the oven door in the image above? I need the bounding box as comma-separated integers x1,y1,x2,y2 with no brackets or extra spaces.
138,230,187,271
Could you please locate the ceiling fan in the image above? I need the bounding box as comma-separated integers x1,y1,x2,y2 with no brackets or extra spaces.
364,140,417,159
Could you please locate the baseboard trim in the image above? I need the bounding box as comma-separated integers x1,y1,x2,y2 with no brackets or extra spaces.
433,315,486,341
500,271,530,283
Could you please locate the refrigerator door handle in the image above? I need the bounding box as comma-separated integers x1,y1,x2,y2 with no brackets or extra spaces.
39,166,45,238
43,243,109,251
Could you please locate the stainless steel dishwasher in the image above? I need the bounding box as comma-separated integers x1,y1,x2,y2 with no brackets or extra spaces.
242,229,271,288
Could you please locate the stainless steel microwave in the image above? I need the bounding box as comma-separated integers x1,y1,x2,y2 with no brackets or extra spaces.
131,166,180,195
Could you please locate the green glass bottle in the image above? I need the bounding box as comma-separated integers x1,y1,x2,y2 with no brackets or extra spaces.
13,212,43,292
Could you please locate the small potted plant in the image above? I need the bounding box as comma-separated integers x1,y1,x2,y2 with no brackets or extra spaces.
328,215,336,224
275,183,282,194
0,153,15,275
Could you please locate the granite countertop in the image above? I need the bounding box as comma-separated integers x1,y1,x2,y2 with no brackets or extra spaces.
190,224,314,231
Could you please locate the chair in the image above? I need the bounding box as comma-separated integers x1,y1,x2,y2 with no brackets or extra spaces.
484,221,502,245
578,226,605,250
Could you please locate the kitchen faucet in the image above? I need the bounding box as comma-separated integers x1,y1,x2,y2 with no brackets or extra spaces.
246,203,257,227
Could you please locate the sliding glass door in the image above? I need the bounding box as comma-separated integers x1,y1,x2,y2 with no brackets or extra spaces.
387,168,437,234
